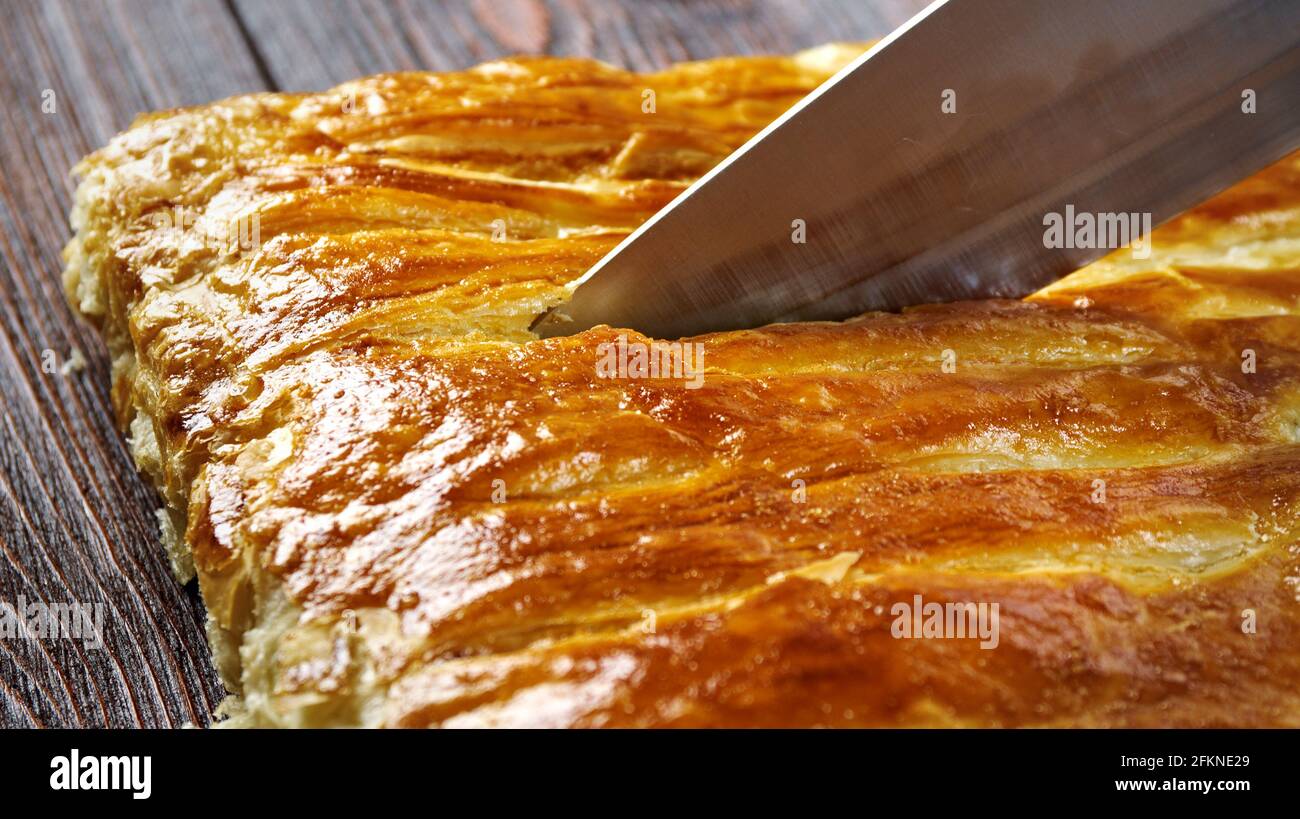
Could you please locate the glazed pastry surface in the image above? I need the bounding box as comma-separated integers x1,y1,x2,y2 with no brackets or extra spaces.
64,46,1300,726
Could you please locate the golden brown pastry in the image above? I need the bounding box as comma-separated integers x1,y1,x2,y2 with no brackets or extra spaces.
64,45,1300,727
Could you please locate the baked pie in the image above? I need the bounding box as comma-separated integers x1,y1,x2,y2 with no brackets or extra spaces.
64,46,1300,727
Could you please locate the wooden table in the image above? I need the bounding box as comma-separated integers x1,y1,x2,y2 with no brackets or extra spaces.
0,0,927,727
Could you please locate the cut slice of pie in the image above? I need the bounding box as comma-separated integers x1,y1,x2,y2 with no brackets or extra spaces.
64,46,1300,727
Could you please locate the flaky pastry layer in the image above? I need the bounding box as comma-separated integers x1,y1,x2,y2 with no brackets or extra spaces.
64,45,1300,727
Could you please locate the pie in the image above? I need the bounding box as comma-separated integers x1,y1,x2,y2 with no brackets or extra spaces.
64,45,1300,727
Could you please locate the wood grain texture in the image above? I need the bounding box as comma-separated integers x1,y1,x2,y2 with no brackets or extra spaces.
0,0,274,728
230,0,927,87
0,0,925,727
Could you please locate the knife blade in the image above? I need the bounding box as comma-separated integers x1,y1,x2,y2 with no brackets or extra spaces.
533,0,1300,339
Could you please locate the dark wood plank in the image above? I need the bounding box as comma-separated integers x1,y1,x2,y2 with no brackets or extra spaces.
231,0,930,89
0,0,269,727
0,0,925,727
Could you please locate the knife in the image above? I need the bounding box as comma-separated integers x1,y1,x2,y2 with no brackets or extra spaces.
533,0,1300,340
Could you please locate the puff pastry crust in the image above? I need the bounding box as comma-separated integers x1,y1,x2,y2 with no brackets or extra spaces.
64,46,1300,727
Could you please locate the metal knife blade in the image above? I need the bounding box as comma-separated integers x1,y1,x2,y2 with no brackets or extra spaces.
533,0,1300,339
